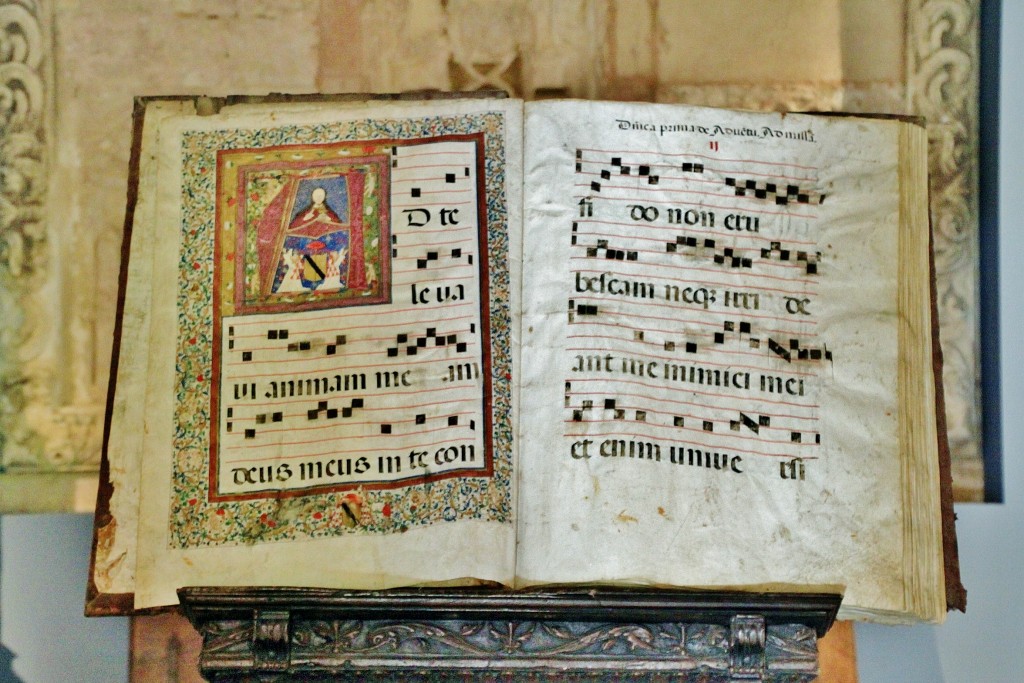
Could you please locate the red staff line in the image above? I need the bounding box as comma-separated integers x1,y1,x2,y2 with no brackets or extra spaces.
405,188,475,196
575,219,819,248
575,177,738,195
228,355,471,380
576,147,820,170
569,332,708,344
396,250,476,262
229,324,473,344
566,376,819,409
570,264,817,296
394,150,474,158
564,333,812,365
568,399,815,428
571,261,816,291
230,316,477,341
226,412,479,436
393,162,474,170
224,383,480,409
569,287,819,321
394,227,481,235
393,261,474,272
568,388,816,421
222,343,478,367
568,320,816,341
233,324,475,344
573,236,811,274
573,194,816,220
227,303,477,326
234,338,478,361
569,318,814,339
230,398,480,419
222,422,472,446
392,269,476,280
391,176,468,184
221,429,450,449
569,255,814,285
563,417,817,447
570,317,724,331
575,163,817,183
570,304,810,330
570,308,774,332
359,401,479,412
574,181,821,209
221,435,478,463
576,227,818,251
577,162,691,172
395,236,475,247
577,183,823,209
392,200,474,208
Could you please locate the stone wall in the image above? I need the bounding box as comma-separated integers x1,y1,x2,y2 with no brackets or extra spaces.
0,0,983,511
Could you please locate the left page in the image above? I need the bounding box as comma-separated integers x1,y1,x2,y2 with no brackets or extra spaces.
114,97,521,609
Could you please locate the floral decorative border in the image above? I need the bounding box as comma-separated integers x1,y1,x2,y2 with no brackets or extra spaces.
167,112,513,548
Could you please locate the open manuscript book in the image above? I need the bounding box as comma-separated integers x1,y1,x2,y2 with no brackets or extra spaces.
88,95,963,624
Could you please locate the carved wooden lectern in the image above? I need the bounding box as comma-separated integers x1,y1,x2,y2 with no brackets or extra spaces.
179,587,841,682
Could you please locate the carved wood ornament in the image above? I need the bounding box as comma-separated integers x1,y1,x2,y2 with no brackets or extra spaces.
179,587,840,682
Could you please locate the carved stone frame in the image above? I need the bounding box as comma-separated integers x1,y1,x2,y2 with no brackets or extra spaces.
909,0,985,500
0,0,104,512
0,0,990,510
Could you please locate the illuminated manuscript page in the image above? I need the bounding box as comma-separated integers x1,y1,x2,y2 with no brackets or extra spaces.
132,98,522,609
516,101,907,616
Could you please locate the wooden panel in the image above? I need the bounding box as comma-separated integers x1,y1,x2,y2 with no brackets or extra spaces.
817,620,859,683
130,612,203,683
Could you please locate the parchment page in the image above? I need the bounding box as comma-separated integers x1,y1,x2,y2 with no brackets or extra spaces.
517,100,907,615
94,100,195,596
133,98,521,608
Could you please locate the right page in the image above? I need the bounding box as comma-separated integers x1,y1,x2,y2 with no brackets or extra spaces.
516,100,941,622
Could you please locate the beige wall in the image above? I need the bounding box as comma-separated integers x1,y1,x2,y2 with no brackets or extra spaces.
0,0,982,512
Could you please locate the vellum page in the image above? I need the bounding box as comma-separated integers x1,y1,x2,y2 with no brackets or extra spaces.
132,98,521,609
95,101,196,596
517,100,907,617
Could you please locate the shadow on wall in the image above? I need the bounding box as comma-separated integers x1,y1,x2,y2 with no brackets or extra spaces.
0,514,129,682
0,517,25,682
0,643,24,683
856,622,944,682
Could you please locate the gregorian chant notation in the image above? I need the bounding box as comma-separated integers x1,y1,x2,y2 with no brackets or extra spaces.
562,145,831,478
215,138,492,496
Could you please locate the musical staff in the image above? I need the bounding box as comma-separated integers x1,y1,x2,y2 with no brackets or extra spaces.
761,241,820,274
573,148,826,221
416,247,474,269
559,143,833,467
583,238,638,261
378,411,477,438
386,326,471,357
562,385,821,451
214,137,491,494
725,176,826,205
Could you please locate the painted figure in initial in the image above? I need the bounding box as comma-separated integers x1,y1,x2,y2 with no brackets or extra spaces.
273,186,348,292
255,173,368,298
